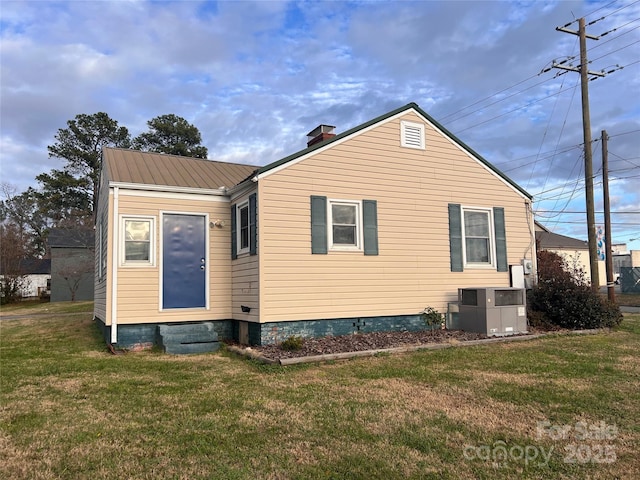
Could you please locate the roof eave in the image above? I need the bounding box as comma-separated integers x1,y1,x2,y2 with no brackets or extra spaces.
108,181,228,196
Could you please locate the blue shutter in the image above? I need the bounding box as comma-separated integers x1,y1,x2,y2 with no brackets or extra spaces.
249,193,257,256
310,196,327,254
494,207,508,272
230,204,237,260
448,204,463,272
363,200,378,255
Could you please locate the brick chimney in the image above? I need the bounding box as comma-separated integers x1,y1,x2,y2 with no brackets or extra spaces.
307,124,336,148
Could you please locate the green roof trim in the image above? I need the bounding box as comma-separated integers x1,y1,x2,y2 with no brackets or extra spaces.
253,102,532,200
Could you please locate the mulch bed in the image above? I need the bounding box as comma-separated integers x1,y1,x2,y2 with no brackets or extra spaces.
235,329,489,360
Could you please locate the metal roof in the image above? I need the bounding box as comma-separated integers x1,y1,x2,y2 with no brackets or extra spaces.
0,258,51,275
101,104,532,201
102,148,257,190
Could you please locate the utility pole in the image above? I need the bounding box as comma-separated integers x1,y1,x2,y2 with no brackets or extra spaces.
602,130,615,302
554,18,604,292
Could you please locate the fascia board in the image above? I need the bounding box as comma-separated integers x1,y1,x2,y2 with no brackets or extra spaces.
109,181,227,198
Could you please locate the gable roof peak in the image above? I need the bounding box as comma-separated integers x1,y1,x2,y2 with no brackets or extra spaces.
253,102,531,200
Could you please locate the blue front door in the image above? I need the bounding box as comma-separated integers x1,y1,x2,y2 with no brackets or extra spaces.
163,214,206,309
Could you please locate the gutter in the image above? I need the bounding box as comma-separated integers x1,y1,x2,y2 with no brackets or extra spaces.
226,175,259,201
108,181,227,197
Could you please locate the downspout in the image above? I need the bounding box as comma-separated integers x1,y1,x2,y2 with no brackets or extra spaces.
525,200,537,285
110,186,119,344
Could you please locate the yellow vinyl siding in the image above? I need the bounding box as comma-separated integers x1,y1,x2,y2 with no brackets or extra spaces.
258,113,533,322
113,192,232,324
231,188,259,322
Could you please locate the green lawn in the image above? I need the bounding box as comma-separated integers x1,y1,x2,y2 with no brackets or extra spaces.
0,300,94,315
1,311,638,479
610,292,640,307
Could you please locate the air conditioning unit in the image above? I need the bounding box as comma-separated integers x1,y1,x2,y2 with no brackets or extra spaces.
458,287,527,336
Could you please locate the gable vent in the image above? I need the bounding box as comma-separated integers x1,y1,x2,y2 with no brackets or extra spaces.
401,120,425,150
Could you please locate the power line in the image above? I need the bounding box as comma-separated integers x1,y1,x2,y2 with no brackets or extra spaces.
499,144,584,173
536,210,640,214
609,166,640,174
590,39,640,63
620,59,640,68
443,77,554,125
533,220,640,226
601,0,640,20
531,166,585,197
449,59,638,135
438,73,541,122
609,150,640,168
589,20,640,51
439,29,638,141
537,152,584,222
454,84,580,134
534,171,637,204
584,0,620,19
528,71,579,191
533,157,585,226
609,128,640,138
436,4,639,135
446,79,551,125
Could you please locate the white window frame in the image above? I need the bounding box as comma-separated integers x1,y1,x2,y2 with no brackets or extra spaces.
461,206,495,269
328,199,363,252
236,201,250,255
120,215,156,267
401,120,425,150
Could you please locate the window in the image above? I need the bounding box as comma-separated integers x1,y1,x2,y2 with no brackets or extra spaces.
448,204,507,272
463,209,493,265
311,196,378,255
121,216,155,266
231,193,257,259
237,202,250,253
329,200,362,250
401,120,425,150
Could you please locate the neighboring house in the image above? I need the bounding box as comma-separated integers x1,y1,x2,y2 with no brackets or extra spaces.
49,228,95,302
535,222,606,285
0,258,51,299
95,102,536,348
611,243,628,255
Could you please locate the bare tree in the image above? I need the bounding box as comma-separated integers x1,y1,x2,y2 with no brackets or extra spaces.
0,224,29,303
55,249,94,302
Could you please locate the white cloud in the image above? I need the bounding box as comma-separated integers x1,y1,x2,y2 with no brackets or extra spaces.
0,0,638,244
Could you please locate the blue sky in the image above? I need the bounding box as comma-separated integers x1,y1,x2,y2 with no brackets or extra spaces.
1,0,639,249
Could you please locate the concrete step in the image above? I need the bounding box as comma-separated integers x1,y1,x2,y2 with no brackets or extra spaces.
158,322,218,338
163,342,220,355
157,322,220,355
160,331,219,344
